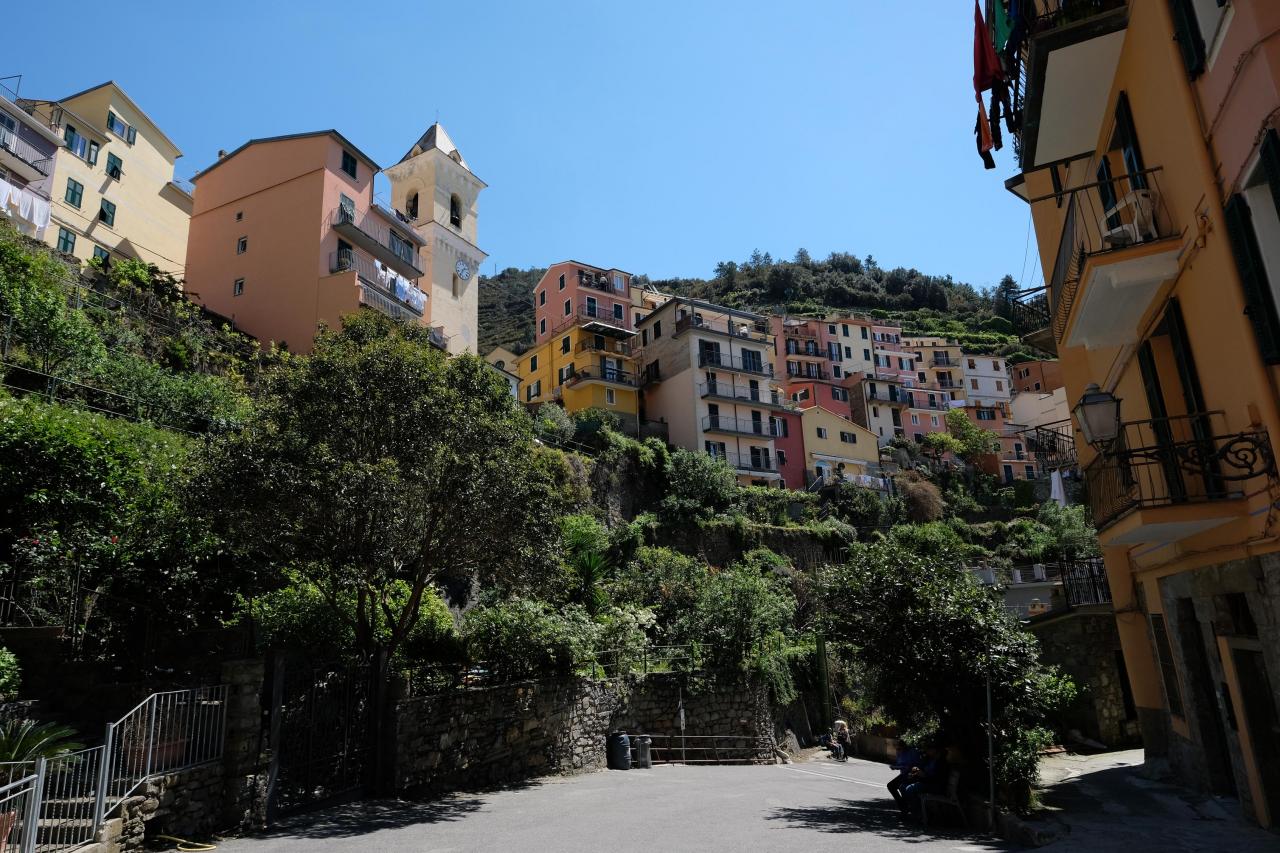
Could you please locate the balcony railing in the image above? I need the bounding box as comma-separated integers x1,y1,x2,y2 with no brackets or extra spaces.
331,249,424,315
331,206,423,278
567,367,636,387
1044,166,1175,344
707,450,777,473
577,270,619,293
1062,558,1112,608
784,342,824,357
698,351,773,377
786,364,829,380
702,415,779,437
931,356,955,367
1009,286,1052,341
699,383,786,408
0,127,53,176
675,314,771,343
552,301,631,337
1020,419,1076,471
782,325,818,339
576,339,632,357
1084,412,1276,529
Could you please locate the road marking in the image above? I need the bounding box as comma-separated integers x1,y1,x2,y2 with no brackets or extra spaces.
783,765,886,789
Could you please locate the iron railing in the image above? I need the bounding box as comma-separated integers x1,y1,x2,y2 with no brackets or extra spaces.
0,773,39,853
675,314,771,343
566,367,636,387
697,351,773,377
1062,558,1112,607
708,449,777,473
783,341,823,357
785,364,829,380
1009,286,1051,338
1020,419,1077,471
1045,166,1175,343
1084,413,1275,529
702,415,779,437
551,302,631,337
631,734,775,765
0,127,54,176
576,339,632,356
780,325,818,339
698,382,786,407
330,206,423,276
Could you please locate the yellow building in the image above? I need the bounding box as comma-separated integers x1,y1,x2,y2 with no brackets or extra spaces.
997,0,1280,825
798,407,881,483
20,82,190,273
516,324,640,432
902,336,967,403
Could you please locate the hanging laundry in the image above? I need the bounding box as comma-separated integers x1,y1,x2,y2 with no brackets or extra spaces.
975,113,996,170
991,0,1013,52
31,197,50,232
972,0,1005,168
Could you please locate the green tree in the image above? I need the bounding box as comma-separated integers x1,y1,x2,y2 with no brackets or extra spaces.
944,408,1001,463
659,449,739,524
198,312,567,667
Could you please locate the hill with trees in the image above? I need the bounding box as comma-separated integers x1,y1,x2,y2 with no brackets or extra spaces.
479,250,1035,360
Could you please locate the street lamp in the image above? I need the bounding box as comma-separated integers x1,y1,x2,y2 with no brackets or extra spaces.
1073,383,1122,449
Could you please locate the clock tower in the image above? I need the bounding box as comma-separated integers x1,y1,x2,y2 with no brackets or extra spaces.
383,124,487,354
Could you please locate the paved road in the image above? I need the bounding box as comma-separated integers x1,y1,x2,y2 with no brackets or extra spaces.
216,757,1009,853
213,751,1279,852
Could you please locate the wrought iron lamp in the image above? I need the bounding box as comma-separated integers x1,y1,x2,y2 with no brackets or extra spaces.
1073,383,1121,449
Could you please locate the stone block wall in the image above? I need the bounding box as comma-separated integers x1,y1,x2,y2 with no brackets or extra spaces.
119,763,222,850
393,673,775,799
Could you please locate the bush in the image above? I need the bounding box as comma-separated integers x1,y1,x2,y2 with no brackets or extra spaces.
572,407,621,443
462,598,596,682
0,648,19,700
894,472,945,522
734,485,814,525
533,403,574,445
828,483,904,531
658,449,739,524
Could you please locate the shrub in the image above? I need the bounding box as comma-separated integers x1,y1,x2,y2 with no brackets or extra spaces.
734,485,814,525
658,449,739,524
533,403,575,445
0,720,84,761
827,483,903,531
895,472,945,522
462,598,595,682
572,407,621,443
0,648,19,700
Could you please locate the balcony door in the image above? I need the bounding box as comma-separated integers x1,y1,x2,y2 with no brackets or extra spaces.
699,340,722,368
585,296,598,318
741,349,763,374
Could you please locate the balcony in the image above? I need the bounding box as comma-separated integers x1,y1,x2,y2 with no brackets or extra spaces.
1061,558,1112,608
675,313,771,344
566,366,636,388
699,382,789,410
702,415,779,438
331,249,424,316
576,269,619,293
1044,167,1179,349
331,206,424,279
781,324,818,339
0,126,53,182
1009,286,1056,355
707,450,778,474
1014,0,1129,169
1019,419,1077,471
931,356,955,367
576,339,632,357
783,342,825,359
552,301,633,338
1084,413,1275,544
698,351,773,378
786,364,829,381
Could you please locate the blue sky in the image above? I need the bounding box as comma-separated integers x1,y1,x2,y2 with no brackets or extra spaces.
6,0,1036,291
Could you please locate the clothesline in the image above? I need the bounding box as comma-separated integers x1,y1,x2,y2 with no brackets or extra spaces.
0,175,52,235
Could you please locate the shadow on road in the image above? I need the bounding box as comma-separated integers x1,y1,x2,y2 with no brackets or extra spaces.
766,797,1003,846
256,796,486,839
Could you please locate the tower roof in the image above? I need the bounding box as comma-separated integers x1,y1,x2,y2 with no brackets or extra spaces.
400,122,468,169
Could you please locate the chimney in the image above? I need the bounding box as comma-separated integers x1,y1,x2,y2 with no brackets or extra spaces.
217,149,227,159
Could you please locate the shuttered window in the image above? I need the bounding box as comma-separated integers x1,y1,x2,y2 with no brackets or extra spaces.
1149,614,1185,717
1224,194,1280,364
1170,0,1206,79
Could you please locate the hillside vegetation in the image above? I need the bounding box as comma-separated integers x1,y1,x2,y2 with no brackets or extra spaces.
479,249,1033,360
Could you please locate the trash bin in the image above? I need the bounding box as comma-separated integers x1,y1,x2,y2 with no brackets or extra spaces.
606,731,631,770
634,735,652,769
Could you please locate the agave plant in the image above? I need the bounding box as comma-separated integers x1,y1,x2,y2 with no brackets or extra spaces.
0,719,84,763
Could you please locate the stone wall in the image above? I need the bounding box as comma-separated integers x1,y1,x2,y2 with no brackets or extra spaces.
658,523,844,571
119,763,223,850
1029,605,1141,747
393,672,776,799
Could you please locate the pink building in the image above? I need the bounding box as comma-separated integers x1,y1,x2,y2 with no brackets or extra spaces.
773,409,805,490
532,261,634,344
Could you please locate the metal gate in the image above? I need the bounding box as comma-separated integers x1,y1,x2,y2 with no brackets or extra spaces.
265,657,373,819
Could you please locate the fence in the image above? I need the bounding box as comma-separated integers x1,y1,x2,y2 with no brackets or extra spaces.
0,686,228,853
632,734,774,765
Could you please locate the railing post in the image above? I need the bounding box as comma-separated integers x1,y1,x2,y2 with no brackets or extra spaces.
21,757,46,853
93,724,113,831
144,696,158,778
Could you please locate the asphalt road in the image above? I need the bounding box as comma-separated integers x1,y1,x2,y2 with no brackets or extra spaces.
215,757,1010,853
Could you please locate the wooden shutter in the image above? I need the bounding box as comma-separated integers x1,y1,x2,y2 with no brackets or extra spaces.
1223,195,1280,365
1169,0,1206,79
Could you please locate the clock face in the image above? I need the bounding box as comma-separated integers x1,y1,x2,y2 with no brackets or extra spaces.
455,259,472,281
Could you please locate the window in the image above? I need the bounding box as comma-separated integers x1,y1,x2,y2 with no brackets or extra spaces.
558,273,566,290
92,245,109,263
449,194,462,227
635,312,642,325
840,431,856,444
968,358,976,369
653,321,662,339
777,449,787,465
931,416,938,427
539,318,546,335
832,387,849,402
872,406,879,417
970,378,979,390
1034,382,1041,391
613,274,624,291
530,354,539,371
860,326,867,339
525,380,542,401
1226,130,1280,364
995,380,1004,391
561,336,571,354
705,440,727,458
557,365,574,383
816,427,828,439
563,299,571,317
1025,465,1035,479
991,360,1000,371
976,409,996,421
98,199,116,227
606,388,616,405
235,211,243,221
613,303,624,321
406,192,418,220
828,324,837,335
539,290,546,306
106,152,123,180
64,178,83,208
641,329,648,346
833,366,842,378
340,150,358,179
1149,614,1185,717
911,414,919,425
106,111,129,138
64,125,97,163
863,348,870,361
233,277,245,296
56,228,75,253
236,236,247,255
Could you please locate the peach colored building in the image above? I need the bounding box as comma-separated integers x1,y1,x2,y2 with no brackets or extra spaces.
186,126,484,354
532,261,634,344
1009,359,1064,394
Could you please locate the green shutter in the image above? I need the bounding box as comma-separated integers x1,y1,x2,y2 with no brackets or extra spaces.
1260,128,1280,222
1169,0,1206,79
1224,194,1280,365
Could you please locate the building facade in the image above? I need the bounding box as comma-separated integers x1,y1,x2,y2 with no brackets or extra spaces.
532,261,633,345
996,0,1280,825
963,353,1012,406
638,297,784,485
20,82,190,273
1010,358,1065,394
0,82,61,240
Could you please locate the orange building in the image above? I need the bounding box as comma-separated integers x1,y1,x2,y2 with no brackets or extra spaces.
994,0,1280,824
1009,359,1064,394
